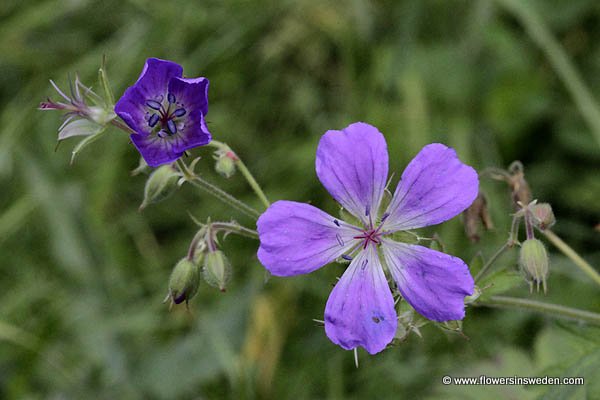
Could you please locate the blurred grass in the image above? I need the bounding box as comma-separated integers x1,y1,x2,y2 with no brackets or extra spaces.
1,0,599,399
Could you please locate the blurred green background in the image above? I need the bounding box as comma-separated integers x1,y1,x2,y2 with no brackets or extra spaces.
1,0,599,398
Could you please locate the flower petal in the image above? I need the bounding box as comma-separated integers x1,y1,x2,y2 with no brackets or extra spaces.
168,77,209,116
257,201,359,276
115,59,183,135
134,58,183,99
129,133,184,167
324,246,397,354
170,113,212,155
114,86,149,135
383,143,478,231
381,239,474,321
316,122,388,225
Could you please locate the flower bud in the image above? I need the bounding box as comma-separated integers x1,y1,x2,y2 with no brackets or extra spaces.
168,258,200,305
531,203,555,231
88,106,116,125
214,150,237,178
139,165,179,210
519,239,549,293
203,250,232,292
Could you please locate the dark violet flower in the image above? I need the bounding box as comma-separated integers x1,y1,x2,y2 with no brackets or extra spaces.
257,122,479,354
115,58,211,167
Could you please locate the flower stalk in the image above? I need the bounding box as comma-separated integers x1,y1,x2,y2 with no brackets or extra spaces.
478,295,600,325
541,229,600,287
209,140,271,209
176,159,261,220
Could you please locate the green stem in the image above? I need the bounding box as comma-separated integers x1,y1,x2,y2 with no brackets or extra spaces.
475,242,511,283
210,221,259,240
479,295,600,325
176,159,260,220
496,0,600,147
209,141,271,209
542,229,600,287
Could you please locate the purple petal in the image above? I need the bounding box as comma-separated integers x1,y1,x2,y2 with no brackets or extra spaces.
169,112,212,154
257,201,359,276
115,59,183,135
168,77,209,116
316,122,388,225
133,58,183,99
324,246,397,354
114,86,149,135
381,239,474,321
383,144,478,231
129,133,184,167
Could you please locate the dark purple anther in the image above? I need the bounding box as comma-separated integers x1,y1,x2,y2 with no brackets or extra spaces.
335,233,344,246
148,113,160,127
168,93,176,103
381,212,390,222
341,254,353,261
167,119,177,134
146,100,162,110
333,219,340,227
365,205,371,216
173,108,186,117
361,259,368,270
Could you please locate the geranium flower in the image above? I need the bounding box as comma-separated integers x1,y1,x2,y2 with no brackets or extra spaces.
257,122,478,354
115,58,211,167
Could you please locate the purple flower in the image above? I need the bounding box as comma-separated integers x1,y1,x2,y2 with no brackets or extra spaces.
257,122,478,354
115,58,211,167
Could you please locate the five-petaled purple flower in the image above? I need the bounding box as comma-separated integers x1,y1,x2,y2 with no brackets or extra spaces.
257,122,479,354
115,58,211,167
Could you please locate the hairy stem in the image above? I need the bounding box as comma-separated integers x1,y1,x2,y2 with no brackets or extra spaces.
176,159,260,220
474,242,511,283
542,229,600,287
479,295,600,325
209,141,271,209
210,221,259,240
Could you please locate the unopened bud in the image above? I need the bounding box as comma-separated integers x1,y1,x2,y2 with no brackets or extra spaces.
203,250,232,292
463,192,494,242
88,106,116,125
519,239,549,293
214,150,237,178
168,258,200,305
531,203,555,231
139,165,179,210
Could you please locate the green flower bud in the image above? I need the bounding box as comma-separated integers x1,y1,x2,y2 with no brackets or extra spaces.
519,239,549,293
88,106,116,125
214,150,237,178
139,165,179,210
203,250,232,292
168,257,200,305
531,203,555,231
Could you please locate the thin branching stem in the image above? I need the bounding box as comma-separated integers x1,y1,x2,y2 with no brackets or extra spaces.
478,295,600,325
541,230,600,287
208,141,271,209
474,242,511,283
176,159,260,220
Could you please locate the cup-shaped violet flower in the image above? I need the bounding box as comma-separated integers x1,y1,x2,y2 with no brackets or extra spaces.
257,122,479,354
115,58,211,167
